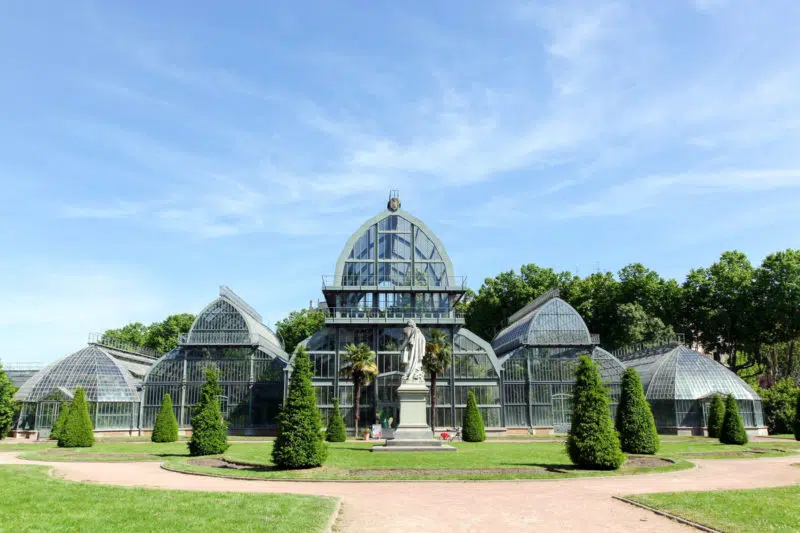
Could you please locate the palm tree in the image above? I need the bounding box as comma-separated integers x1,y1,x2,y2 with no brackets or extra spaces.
422,329,453,430
340,343,378,436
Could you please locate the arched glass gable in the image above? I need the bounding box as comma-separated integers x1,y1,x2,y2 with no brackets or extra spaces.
334,211,455,288
492,298,592,356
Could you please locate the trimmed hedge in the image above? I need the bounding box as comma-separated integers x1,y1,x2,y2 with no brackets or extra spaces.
272,347,327,468
462,390,486,442
566,356,624,470
761,379,799,435
58,388,94,448
325,398,347,443
0,363,16,439
616,368,659,454
50,401,70,441
719,394,748,445
152,393,179,443
188,368,229,456
707,393,725,439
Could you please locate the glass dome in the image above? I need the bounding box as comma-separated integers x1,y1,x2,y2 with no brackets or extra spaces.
15,345,139,403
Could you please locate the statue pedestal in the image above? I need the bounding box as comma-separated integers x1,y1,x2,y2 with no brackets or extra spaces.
372,382,456,453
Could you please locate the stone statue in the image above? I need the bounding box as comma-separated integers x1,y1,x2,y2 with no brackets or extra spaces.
400,319,427,384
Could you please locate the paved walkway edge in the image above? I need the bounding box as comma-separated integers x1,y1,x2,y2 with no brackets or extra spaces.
612,497,722,533
326,499,342,533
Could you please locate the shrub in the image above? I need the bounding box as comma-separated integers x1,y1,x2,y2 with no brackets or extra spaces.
272,347,327,468
719,394,748,445
325,398,347,443
760,379,799,435
0,364,17,439
794,392,800,441
50,402,70,441
58,388,94,448
188,368,229,456
707,394,725,438
462,390,485,442
616,368,659,454
567,356,625,470
152,393,179,443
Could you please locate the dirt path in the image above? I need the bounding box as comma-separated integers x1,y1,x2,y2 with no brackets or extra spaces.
2,452,799,532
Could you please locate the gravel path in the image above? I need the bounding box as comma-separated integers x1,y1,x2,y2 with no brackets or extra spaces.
2,452,799,532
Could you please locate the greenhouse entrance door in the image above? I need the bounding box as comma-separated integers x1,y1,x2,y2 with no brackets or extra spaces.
552,393,572,433
36,401,61,439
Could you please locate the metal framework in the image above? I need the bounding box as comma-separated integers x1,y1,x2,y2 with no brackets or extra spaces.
619,343,765,432
494,292,624,432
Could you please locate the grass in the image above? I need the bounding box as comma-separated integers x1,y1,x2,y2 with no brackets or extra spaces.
17,441,189,462
0,465,336,533
767,434,798,440
628,486,800,533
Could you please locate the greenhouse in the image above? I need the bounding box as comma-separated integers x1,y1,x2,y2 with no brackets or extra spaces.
13,341,155,437
618,343,767,436
493,290,625,433
140,286,289,434
300,193,503,430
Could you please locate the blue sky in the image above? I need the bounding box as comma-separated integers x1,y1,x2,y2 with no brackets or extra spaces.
2,0,800,363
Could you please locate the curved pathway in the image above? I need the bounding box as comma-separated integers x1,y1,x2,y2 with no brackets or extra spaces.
2,452,799,532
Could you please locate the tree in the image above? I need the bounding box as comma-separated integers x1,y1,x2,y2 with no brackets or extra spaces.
461,390,485,442
272,346,327,468
616,368,659,454
760,379,799,435
422,329,453,430
325,398,347,443
566,356,625,470
50,402,70,441
0,363,17,439
104,313,194,353
152,393,179,443
58,388,94,448
719,394,748,445
613,302,675,348
188,368,228,456
707,394,725,439
275,309,326,354
794,391,800,441
340,343,378,436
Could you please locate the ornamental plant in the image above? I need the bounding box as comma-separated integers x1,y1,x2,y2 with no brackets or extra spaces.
152,393,179,443
462,390,485,442
566,356,625,470
707,393,725,438
760,379,799,435
325,398,346,443
272,346,327,468
50,401,70,441
719,394,748,445
615,368,659,454
58,387,94,448
188,368,229,456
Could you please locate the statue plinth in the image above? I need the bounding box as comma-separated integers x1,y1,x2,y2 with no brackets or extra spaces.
372,381,457,453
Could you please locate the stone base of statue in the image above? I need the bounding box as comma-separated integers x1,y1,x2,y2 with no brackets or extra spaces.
372,382,457,453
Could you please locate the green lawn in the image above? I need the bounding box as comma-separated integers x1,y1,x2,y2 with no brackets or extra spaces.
0,465,336,533
17,441,188,462
628,486,800,533
766,434,798,440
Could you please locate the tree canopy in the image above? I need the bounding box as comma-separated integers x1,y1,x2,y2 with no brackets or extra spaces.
275,308,326,354
104,313,194,353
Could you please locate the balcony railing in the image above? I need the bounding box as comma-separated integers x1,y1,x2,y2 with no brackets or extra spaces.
322,307,465,324
179,331,283,350
322,275,468,290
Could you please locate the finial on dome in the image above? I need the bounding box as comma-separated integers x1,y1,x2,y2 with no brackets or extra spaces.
387,189,401,211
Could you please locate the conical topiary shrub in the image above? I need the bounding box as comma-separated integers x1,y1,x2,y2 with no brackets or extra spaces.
188,368,229,456
567,356,624,470
719,394,748,445
152,393,179,443
272,347,327,468
50,401,70,441
616,368,659,454
58,388,94,448
325,398,347,443
462,390,485,442
707,393,725,438
794,392,800,442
